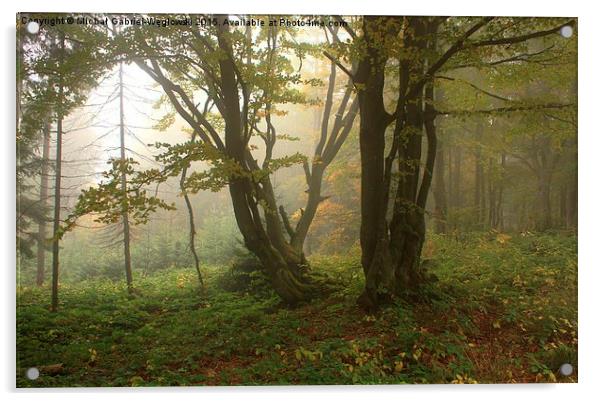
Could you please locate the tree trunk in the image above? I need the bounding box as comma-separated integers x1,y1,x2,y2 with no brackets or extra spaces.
453,146,463,209
447,145,454,208
559,183,567,228
36,123,50,286
180,164,203,285
51,32,65,313
216,20,312,304
433,130,447,234
474,122,484,228
487,158,496,229
566,169,577,229
356,17,435,309
118,62,134,294
389,48,434,295
536,170,553,231
354,17,397,305
290,164,325,252
497,152,506,230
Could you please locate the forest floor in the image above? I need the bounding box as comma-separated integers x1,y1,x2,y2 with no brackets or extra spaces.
16,231,577,387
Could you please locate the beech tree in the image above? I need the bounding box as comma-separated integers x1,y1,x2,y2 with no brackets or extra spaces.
325,16,576,309
104,15,359,303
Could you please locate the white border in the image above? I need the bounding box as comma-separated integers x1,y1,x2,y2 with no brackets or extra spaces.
3,1,600,400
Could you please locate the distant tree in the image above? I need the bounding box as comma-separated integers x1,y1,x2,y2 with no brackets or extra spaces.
35,123,51,286
17,14,111,309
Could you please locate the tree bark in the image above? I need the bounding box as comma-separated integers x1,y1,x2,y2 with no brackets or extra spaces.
497,152,506,230
433,113,447,233
536,170,553,231
566,169,577,229
36,123,51,286
474,121,485,228
355,17,435,309
118,62,134,294
180,164,203,285
487,158,496,229
388,18,437,294
216,20,312,304
559,183,567,228
453,146,463,209
51,32,65,312
354,17,397,295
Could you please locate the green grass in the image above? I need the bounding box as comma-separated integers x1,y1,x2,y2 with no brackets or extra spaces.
16,231,577,386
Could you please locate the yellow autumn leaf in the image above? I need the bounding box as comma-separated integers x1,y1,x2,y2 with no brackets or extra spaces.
496,233,512,244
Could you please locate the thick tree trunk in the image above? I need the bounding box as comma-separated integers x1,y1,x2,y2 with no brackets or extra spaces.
216,20,312,304
356,17,435,309
389,80,434,297
350,17,402,309
389,18,435,295
36,123,50,286
354,18,393,279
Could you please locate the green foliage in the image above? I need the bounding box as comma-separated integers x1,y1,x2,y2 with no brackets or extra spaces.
17,232,576,386
216,255,272,295
62,158,175,237
17,15,113,256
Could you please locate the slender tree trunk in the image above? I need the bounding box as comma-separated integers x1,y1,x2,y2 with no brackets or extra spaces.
433,130,447,234
118,62,134,294
480,166,487,227
36,123,50,286
566,169,577,228
180,164,203,285
487,158,495,228
536,170,553,231
289,86,358,253
453,146,463,209
474,122,484,228
497,152,506,230
290,164,325,252
51,33,65,313
559,183,567,228
447,145,454,208
518,197,532,231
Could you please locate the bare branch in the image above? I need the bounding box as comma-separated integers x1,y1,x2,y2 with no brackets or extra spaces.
469,20,575,47
323,51,354,80
436,75,513,102
278,205,295,240
436,102,574,116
